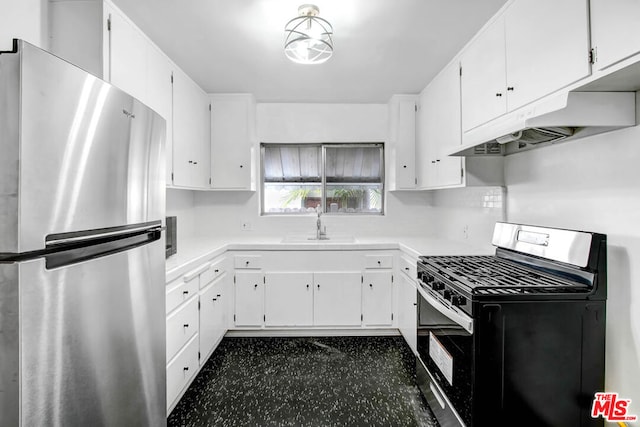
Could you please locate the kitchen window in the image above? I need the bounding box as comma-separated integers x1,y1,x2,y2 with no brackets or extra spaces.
261,143,384,215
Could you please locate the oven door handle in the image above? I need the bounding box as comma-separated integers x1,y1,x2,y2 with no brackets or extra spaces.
418,286,474,334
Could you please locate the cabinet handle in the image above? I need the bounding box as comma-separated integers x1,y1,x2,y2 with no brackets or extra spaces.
413,303,418,306
306,284,310,289
496,93,503,97
217,294,221,297
317,284,320,289
245,261,250,266
183,324,189,328
214,269,219,273
404,267,410,271
183,367,189,372
183,290,189,295
254,284,258,289
239,165,243,168
507,86,514,91
403,165,407,168
212,298,217,301
369,283,373,288
436,159,440,162
431,160,436,164
188,160,193,164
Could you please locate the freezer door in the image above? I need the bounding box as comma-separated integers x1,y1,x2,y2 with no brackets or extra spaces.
9,42,165,252
18,238,166,426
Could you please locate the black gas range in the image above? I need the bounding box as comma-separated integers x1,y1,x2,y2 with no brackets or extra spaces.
415,222,606,427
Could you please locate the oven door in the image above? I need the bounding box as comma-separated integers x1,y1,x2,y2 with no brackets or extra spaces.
417,284,474,427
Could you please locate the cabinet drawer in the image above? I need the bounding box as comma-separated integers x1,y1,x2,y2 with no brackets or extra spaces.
166,276,199,314
200,258,226,289
399,256,417,279
166,296,199,362
365,254,393,269
166,333,199,410
234,255,262,269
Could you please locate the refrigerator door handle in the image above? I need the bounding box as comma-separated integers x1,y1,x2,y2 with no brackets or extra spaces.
46,222,163,247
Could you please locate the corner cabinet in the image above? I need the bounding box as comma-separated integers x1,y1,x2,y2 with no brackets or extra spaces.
210,94,256,190
460,0,591,133
171,68,211,189
416,60,465,190
388,95,418,190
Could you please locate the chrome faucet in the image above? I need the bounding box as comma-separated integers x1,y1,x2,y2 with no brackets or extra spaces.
316,207,327,240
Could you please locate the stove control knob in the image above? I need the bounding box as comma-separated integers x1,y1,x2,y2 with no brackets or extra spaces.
424,274,434,284
432,281,444,291
451,294,466,307
443,289,452,300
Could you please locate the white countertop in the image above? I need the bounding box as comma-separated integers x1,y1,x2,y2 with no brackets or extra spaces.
165,235,494,283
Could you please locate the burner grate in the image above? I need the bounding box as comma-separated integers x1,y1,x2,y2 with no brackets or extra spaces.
419,255,591,296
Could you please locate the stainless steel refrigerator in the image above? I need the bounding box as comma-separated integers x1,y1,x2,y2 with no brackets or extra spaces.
0,40,166,426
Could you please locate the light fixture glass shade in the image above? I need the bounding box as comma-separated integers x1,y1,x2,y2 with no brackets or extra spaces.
284,5,333,64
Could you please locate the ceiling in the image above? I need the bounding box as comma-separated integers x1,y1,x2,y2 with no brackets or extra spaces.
112,0,508,103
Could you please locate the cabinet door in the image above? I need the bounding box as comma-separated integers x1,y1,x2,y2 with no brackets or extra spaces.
460,16,507,132
264,272,313,326
200,280,225,361
398,273,417,355
504,0,590,111
145,46,173,185
210,95,253,189
590,0,640,71
107,5,147,102
395,99,417,189
313,272,362,326
362,271,393,326
419,61,464,189
172,67,210,188
234,271,264,326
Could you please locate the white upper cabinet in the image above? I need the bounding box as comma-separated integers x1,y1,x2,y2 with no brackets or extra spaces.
106,3,147,103
210,94,255,190
503,0,590,111
460,0,590,132
417,61,464,189
145,46,174,185
172,67,211,189
590,0,640,71
388,95,417,190
460,16,507,132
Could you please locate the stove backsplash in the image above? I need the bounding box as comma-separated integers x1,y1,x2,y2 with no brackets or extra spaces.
427,186,506,247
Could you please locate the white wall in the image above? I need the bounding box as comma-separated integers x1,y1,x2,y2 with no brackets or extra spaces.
427,186,506,247
0,0,48,51
504,93,640,413
166,189,196,245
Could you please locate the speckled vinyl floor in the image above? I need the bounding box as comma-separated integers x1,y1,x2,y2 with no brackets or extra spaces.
168,336,439,427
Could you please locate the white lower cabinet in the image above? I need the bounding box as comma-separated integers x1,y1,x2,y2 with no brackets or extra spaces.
313,272,362,327
166,254,229,414
362,271,393,326
398,268,418,355
264,272,313,326
199,279,226,362
234,271,264,326
166,296,199,361
166,334,199,409
232,251,397,330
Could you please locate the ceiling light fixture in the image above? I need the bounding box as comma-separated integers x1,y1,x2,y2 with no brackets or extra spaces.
284,4,333,65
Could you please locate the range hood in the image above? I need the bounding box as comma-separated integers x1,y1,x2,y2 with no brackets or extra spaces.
448,91,636,156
